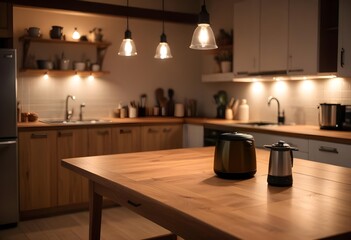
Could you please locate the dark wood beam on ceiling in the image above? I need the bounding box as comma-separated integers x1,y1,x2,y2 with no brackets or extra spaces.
1,0,198,25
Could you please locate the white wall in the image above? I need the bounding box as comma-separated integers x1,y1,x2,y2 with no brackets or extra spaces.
14,2,351,126
14,6,204,119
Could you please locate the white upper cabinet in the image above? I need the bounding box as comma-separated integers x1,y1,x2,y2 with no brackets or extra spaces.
259,0,288,73
233,0,260,75
337,0,351,77
234,0,319,76
288,0,319,75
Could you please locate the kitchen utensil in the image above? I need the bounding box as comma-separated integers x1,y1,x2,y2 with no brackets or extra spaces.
264,140,298,187
155,88,164,107
228,97,235,109
214,132,257,179
232,99,239,119
167,88,175,116
318,103,343,129
50,26,63,39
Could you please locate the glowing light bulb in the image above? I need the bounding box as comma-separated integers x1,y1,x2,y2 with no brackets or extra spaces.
72,27,80,40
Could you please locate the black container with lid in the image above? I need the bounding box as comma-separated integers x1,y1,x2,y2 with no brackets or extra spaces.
214,132,257,179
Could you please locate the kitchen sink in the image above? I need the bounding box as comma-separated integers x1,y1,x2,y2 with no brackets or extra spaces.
238,121,279,126
40,119,112,124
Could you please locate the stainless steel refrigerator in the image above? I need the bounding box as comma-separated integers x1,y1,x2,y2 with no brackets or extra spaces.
0,49,18,228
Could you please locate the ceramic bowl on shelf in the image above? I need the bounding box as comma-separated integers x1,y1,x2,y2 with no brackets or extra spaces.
37,60,53,70
74,62,86,71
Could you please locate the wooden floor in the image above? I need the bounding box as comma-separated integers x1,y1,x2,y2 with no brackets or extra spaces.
0,207,174,240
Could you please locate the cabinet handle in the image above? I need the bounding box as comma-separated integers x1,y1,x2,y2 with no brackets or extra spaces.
148,128,159,133
287,69,304,73
127,200,141,207
319,146,338,154
98,130,109,135
341,48,345,68
31,133,48,139
120,129,132,134
163,128,171,133
58,131,73,137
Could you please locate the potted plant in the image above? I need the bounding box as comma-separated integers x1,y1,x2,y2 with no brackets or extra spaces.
214,49,233,73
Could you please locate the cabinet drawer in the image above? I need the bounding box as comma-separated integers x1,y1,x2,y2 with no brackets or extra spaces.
248,132,309,159
309,140,351,167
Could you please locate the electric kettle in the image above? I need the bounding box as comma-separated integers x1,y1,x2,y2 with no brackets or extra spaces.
214,132,256,179
264,140,298,187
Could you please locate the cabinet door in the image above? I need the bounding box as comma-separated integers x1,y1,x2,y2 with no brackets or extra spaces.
288,0,318,75
0,2,12,38
19,131,57,211
233,0,260,75
88,127,112,156
141,125,183,151
260,0,288,72
161,125,183,150
57,129,89,206
309,140,351,168
337,0,351,77
111,126,141,153
141,126,163,151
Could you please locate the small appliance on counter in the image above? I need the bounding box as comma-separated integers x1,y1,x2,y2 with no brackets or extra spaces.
214,132,256,179
318,103,350,130
343,105,351,130
264,140,298,187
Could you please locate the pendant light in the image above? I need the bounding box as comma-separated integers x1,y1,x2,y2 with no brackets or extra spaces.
72,27,80,40
154,0,172,59
189,0,218,50
118,0,137,56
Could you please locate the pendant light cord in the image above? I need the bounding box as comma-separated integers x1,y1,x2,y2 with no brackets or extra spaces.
162,0,165,34
126,0,129,30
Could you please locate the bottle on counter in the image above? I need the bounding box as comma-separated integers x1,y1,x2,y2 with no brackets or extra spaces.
238,99,249,121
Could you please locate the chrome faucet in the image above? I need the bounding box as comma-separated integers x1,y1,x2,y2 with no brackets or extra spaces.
79,103,86,121
267,96,285,124
65,95,76,121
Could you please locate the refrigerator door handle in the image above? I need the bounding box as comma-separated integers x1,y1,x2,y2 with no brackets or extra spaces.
0,141,17,145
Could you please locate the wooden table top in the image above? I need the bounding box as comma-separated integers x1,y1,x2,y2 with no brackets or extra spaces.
62,147,351,240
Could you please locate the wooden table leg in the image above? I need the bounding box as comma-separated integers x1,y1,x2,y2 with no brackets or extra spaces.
89,181,103,240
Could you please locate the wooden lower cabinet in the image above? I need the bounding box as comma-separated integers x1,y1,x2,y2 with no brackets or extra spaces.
141,124,183,151
57,129,89,206
19,130,57,211
19,123,183,216
112,126,141,153
88,127,112,156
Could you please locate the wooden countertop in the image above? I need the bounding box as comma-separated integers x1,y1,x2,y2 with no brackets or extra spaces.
18,117,351,144
62,147,351,239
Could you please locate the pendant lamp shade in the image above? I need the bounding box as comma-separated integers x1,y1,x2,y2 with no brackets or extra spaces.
155,33,172,59
155,0,172,59
118,0,137,56
190,2,218,50
118,29,137,56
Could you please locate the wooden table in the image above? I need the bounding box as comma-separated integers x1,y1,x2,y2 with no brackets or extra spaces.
62,147,351,240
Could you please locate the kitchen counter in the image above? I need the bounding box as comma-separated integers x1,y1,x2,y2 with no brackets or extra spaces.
18,117,351,144
62,147,351,240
